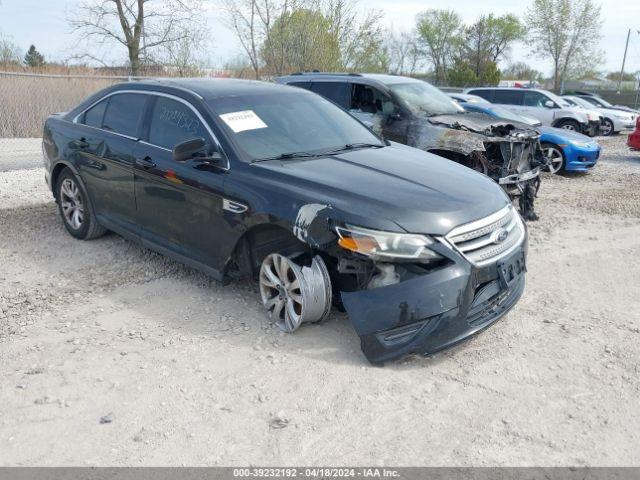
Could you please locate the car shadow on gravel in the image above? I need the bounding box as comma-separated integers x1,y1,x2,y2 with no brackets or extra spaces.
1,202,379,365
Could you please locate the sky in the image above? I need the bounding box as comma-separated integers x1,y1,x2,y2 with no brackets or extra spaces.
0,0,639,76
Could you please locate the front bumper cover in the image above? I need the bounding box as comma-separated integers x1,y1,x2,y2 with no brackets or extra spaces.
341,244,527,364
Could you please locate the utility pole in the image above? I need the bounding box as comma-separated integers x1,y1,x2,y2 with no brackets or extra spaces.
617,28,631,93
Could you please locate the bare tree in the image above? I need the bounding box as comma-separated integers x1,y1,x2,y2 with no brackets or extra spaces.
386,30,423,75
525,0,602,91
0,31,22,66
69,0,207,76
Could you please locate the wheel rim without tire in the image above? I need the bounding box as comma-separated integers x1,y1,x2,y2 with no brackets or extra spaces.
259,253,332,332
60,178,84,229
260,254,305,332
561,123,577,131
545,147,563,174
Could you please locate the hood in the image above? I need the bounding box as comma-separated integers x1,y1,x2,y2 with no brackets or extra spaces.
253,144,509,236
428,112,537,137
538,125,594,142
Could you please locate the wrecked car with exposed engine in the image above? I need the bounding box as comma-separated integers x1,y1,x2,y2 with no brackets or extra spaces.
42,78,528,364
277,73,546,221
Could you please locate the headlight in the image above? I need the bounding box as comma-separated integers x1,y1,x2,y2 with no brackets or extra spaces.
335,225,443,263
570,140,593,148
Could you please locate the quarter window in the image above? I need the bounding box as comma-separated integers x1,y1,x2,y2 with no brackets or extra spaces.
82,98,108,128
148,96,210,149
101,93,147,137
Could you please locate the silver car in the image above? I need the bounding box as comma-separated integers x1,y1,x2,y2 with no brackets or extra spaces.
465,87,602,137
563,95,638,136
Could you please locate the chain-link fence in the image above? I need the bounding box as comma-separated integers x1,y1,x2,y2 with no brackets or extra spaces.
0,71,128,138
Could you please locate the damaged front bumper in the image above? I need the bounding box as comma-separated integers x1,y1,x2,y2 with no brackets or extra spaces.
341,242,527,365
498,166,541,185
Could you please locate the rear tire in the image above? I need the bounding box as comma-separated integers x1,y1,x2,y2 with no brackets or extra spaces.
55,168,106,240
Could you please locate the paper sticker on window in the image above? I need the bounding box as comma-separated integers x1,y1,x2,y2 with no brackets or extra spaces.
219,110,267,133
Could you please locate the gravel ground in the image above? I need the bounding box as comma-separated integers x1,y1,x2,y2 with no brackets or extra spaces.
0,135,639,466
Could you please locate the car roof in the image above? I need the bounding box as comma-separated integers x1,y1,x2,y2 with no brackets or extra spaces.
277,72,423,86
120,77,294,100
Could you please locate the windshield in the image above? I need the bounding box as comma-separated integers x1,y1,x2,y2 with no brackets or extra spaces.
389,82,464,116
208,90,383,161
582,96,612,108
565,96,595,109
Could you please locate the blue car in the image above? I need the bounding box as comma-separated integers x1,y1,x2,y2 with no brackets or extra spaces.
449,94,601,174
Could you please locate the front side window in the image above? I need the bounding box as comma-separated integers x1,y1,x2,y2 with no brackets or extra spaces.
468,89,493,101
208,90,383,161
148,96,210,149
102,93,147,137
523,91,548,107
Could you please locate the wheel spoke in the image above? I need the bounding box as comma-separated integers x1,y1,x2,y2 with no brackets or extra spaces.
263,264,281,288
272,297,285,320
285,299,300,330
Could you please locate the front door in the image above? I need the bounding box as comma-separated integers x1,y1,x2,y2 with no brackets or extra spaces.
134,95,228,271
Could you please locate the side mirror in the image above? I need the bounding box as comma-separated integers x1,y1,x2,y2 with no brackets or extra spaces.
173,137,220,164
173,137,206,162
544,100,555,109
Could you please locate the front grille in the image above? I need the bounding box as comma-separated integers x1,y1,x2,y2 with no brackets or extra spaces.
445,206,525,266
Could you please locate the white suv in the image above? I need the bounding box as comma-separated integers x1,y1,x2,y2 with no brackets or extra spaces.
465,87,602,137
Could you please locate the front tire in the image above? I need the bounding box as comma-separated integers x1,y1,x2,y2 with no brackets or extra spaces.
56,169,106,240
555,119,580,132
601,118,614,136
541,142,564,174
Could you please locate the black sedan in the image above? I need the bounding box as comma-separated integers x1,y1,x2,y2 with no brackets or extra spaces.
42,78,527,364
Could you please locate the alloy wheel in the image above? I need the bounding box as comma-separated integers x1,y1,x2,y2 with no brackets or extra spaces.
544,146,564,174
260,253,305,332
60,178,84,230
560,123,577,131
601,119,613,136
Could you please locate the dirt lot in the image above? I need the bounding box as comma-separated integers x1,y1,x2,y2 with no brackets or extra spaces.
1,135,639,466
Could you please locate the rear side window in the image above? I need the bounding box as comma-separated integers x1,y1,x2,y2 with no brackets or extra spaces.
288,81,312,90
82,98,108,128
148,96,210,149
468,90,493,101
493,90,523,105
102,93,147,137
311,82,352,109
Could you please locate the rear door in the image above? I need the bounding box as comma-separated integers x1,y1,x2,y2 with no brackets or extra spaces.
133,94,229,271
74,92,147,233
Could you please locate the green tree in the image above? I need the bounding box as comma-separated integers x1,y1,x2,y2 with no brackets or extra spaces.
463,14,525,78
23,44,45,67
416,9,464,84
525,0,602,91
262,8,342,75
448,59,500,87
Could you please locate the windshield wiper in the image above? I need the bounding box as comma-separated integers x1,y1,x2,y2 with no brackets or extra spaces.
323,142,385,155
252,151,321,163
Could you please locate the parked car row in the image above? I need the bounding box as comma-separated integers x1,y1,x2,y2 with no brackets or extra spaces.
277,73,546,220
450,93,601,174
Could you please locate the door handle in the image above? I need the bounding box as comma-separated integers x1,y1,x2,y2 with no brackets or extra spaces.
86,159,105,170
135,156,156,168
72,138,89,149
